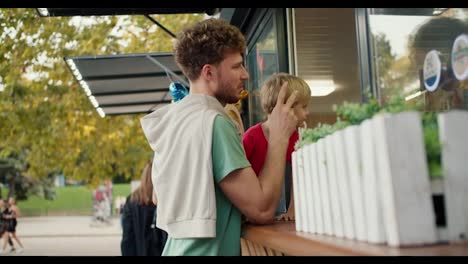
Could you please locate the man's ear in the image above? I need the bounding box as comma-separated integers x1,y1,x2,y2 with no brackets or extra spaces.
201,64,216,81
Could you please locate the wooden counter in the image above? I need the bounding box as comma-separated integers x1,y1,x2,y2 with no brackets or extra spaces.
241,221,468,256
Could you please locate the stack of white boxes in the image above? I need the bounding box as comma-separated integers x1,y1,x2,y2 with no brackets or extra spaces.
292,111,468,246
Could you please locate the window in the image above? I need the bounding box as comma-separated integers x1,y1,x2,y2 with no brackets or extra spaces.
293,8,361,128
246,14,279,126
368,8,468,111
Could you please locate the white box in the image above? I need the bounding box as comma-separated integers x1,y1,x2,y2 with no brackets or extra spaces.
373,112,437,246
438,111,468,242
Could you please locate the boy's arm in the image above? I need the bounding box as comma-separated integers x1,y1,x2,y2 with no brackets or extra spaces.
276,168,295,221
288,177,295,216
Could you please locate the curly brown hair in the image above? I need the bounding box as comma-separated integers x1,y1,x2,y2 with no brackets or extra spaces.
174,18,246,81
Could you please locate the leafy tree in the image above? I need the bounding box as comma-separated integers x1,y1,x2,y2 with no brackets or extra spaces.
372,33,395,92
0,153,56,200
0,8,203,196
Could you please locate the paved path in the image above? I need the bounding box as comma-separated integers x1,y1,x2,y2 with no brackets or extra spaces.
0,216,123,256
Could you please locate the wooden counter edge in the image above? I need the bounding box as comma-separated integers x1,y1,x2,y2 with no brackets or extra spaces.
241,221,468,256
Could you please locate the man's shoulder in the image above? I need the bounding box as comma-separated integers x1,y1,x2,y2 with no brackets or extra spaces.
213,113,238,130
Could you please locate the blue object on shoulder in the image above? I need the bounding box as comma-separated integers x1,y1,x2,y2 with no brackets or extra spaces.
169,82,189,103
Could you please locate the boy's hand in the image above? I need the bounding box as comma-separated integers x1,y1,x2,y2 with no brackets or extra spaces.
275,208,295,221
268,82,298,143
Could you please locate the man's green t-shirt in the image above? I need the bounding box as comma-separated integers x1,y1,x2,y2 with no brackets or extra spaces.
162,114,251,256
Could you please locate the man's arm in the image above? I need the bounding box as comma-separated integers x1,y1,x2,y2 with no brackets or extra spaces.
219,83,298,224
219,143,288,224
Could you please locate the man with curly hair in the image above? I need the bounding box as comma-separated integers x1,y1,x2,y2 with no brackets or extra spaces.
141,18,299,256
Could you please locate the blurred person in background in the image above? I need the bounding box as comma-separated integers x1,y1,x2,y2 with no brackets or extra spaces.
1,197,24,253
0,199,15,254
120,161,167,256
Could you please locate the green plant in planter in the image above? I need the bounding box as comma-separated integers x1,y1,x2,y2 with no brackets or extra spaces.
379,93,423,114
422,112,442,179
380,94,407,113
296,118,351,150
333,96,381,126
297,91,443,179
296,123,335,150
296,94,380,150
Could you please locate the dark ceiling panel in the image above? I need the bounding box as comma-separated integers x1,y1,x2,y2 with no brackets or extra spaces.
102,103,169,116
65,53,188,116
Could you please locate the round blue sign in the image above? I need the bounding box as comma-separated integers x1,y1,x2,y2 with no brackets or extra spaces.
423,50,442,92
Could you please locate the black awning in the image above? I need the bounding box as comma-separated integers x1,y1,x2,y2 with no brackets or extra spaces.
64,52,187,117
36,8,218,17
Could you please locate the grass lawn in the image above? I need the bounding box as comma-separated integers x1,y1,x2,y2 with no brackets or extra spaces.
1,184,130,217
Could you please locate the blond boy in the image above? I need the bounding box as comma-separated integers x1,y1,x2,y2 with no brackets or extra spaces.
242,73,311,221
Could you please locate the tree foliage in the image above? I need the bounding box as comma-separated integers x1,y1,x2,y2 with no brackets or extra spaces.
0,8,203,190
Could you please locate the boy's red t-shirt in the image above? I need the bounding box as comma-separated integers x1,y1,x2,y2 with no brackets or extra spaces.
242,123,298,176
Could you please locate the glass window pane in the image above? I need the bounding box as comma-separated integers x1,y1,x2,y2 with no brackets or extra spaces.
246,16,279,126
294,8,361,128
368,8,468,111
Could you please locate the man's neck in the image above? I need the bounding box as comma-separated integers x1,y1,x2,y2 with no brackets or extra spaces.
188,79,213,96
189,80,227,106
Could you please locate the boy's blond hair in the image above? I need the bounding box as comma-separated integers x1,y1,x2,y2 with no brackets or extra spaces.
260,73,311,114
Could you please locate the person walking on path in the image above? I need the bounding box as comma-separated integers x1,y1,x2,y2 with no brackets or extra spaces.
1,197,24,253
0,199,15,254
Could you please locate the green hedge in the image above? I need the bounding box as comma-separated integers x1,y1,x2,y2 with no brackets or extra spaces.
2,184,130,217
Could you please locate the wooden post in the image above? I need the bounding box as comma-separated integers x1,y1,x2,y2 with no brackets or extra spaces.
240,238,251,256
